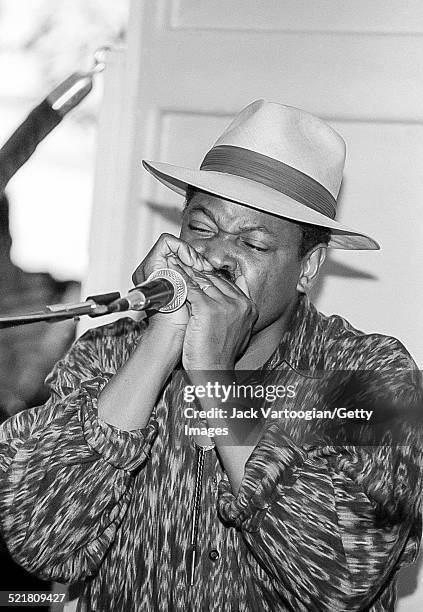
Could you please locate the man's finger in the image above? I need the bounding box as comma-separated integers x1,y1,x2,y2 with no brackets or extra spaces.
132,234,212,285
161,235,212,271
177,264,234,301
200,271,248,301
234,275,251,299
167,261,213,303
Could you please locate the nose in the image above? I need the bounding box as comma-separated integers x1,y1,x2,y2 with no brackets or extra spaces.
195,236,238,274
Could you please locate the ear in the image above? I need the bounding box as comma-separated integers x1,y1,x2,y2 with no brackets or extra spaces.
296,245,327,293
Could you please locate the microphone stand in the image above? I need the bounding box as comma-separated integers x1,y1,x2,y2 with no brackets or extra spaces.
0,292,120,329
0,47,109,195
0,47,119,331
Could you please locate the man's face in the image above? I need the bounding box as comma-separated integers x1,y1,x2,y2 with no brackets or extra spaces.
180,190,305,333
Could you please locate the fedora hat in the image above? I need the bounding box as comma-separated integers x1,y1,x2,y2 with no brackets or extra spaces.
142,100,379,250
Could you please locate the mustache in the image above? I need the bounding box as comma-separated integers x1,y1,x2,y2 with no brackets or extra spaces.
211,268,236,284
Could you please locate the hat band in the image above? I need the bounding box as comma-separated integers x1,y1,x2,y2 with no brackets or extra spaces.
200,145,337,220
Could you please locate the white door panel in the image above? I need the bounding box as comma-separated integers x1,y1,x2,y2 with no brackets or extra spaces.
172,0,423,33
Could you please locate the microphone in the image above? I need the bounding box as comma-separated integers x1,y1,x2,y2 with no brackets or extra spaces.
109,268,187,314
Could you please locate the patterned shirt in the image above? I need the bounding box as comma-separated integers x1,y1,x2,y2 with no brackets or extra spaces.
0,295,421,611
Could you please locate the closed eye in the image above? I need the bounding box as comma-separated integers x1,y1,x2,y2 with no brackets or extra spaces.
188,223,212,234
188,223,269,251
243,241,269,252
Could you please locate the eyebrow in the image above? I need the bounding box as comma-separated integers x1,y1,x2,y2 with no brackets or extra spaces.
187,205,276,237
238,224,275,236
187,205,215,221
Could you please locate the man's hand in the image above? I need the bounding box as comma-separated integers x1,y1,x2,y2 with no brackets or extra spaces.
132,233,213,334
132,233,258,370
174,266,259,370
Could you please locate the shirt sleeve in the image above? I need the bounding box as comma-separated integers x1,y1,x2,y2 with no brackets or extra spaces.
0,319,158,583
217,339,423,611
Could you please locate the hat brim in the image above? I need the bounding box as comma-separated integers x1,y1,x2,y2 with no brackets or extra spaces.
143,160,380,250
